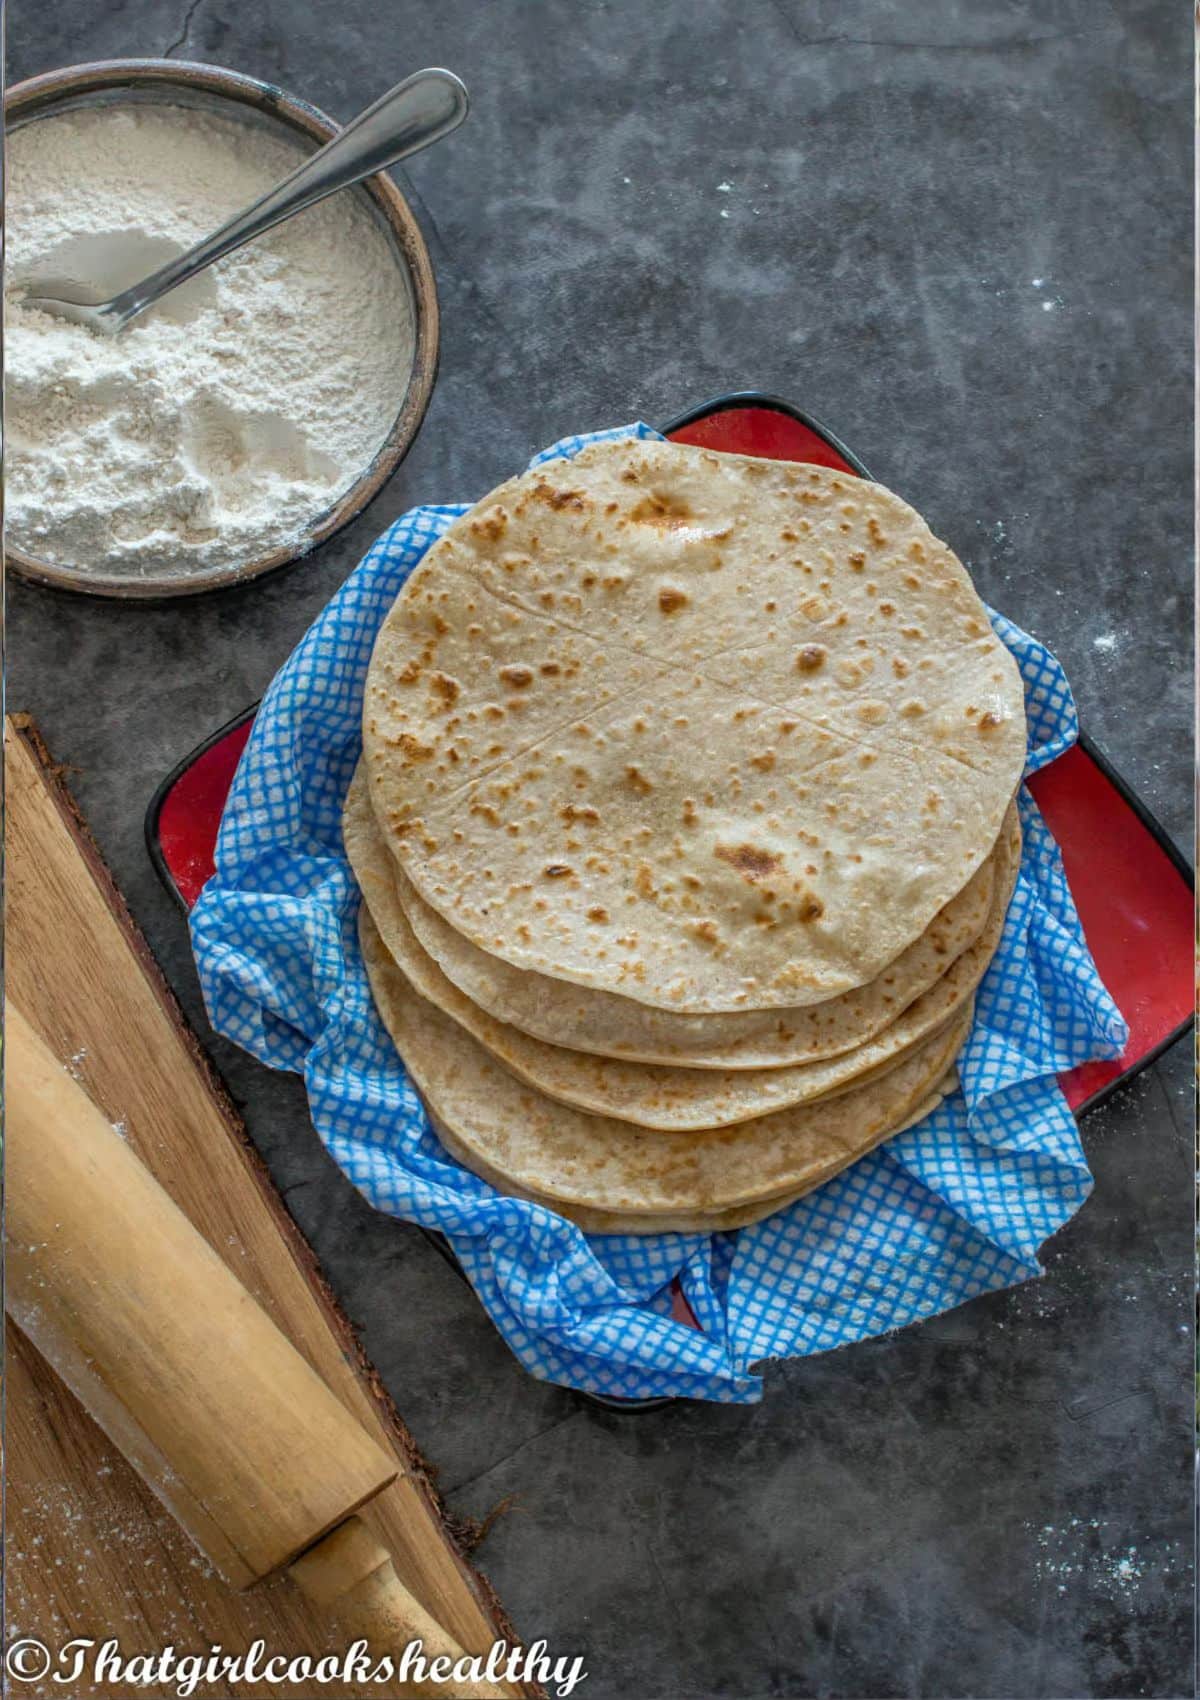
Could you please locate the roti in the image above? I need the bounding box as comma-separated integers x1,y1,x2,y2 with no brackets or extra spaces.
358,903,972,1220
392,808,997,1068
363,439,1025,1012
428,1080,953,1236
346,765,1018,1130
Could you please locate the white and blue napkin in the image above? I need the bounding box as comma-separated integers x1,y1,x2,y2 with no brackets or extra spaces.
191,424,1126,1404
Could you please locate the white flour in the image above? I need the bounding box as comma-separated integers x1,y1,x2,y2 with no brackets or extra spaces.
5,102,415,578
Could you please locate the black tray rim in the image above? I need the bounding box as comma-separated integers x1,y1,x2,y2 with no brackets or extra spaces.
145,387,1194,1412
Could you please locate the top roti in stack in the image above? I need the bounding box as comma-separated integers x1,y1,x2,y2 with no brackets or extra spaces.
363,440,1026,1015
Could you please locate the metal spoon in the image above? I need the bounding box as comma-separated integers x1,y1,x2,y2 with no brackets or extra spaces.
16,67,469,335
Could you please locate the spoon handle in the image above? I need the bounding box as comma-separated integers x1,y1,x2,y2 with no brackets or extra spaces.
105,68,469,330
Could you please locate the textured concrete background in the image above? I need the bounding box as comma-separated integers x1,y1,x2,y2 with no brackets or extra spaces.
7,3,1193,1695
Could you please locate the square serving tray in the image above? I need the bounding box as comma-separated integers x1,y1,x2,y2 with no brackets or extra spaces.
148,391,1194,1409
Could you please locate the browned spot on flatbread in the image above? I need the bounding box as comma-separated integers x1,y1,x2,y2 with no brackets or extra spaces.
543,863,573,878
532,481,587,512
630,491,693,527
658,585,689,614
469,509,507,543
634,864,656,898
796,644,827,672
430,672,460,704
856,701,888,726
714,843,782,881
499,665,534,689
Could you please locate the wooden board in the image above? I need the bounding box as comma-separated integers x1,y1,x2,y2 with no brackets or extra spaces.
5,717,534,1699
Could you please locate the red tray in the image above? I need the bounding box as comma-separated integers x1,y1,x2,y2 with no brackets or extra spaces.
149,393,1192,1412
149,392,1193,1120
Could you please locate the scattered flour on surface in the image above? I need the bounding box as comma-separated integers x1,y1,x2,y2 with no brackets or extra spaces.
1035,283,1067,313
5,102,414,579
1029,1520,1176,1602
974,517,1009,552
1093,633,1121,653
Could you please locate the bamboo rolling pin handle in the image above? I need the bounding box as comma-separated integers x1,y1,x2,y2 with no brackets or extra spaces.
290,1517,506,1699
5,1004,396,1587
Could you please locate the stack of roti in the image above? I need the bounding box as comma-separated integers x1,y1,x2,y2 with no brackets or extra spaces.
348,439,1027,1234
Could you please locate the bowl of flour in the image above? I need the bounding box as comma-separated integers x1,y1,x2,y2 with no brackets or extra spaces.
5,60,440,597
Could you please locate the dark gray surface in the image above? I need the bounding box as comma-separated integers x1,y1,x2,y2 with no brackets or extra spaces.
7,3,1193,1695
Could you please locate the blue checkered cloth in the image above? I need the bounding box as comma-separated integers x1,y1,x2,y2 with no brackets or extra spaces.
191,424,1127,1404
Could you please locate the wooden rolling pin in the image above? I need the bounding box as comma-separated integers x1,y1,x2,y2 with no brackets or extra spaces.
6,1005,505,1699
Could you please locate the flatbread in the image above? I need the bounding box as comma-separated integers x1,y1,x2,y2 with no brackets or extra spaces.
427,1075,954,1235
359,903,971,1220
346,767,1018,1130
363,438,1025,1012
393,808,997,1069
